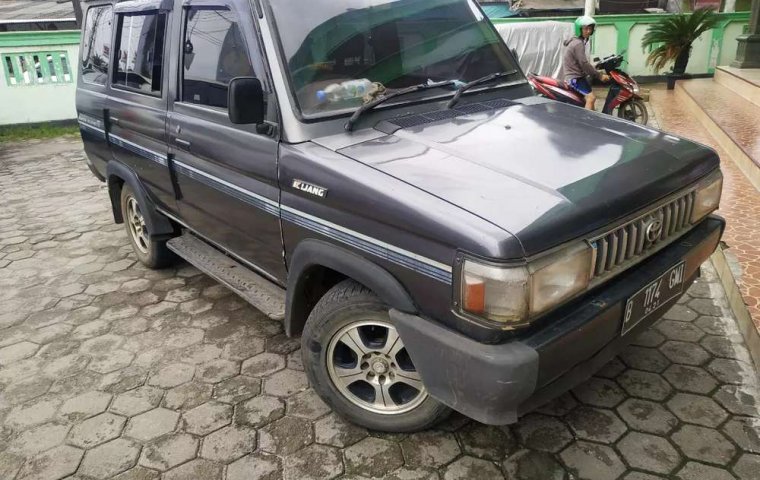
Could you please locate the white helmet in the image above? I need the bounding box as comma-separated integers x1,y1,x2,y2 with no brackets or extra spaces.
574,15,597,37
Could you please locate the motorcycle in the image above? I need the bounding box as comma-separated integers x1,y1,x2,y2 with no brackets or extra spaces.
526,53,648,125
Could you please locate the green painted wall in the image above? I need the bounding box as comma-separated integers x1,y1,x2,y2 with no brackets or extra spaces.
0,31,80,126
492,12,751,76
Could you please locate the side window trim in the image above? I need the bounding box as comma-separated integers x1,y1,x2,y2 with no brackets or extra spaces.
111,10,167,98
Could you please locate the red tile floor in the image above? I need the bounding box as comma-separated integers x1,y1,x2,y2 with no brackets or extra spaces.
648,84,760,329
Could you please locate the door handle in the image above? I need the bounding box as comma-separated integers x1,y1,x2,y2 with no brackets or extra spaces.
110,117,120,125
175,138,191,148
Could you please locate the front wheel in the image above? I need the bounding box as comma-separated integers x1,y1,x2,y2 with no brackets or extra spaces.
617,98,649,125
302,280,451,432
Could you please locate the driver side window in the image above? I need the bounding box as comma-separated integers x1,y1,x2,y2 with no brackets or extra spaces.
181,6,254,109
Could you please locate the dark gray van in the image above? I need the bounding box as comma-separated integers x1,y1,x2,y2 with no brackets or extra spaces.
76,0,725,431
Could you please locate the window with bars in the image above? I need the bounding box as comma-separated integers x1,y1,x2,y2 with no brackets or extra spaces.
2,51,73,86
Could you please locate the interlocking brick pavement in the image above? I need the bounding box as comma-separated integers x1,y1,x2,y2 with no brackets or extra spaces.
0,136,759,479
649,85,760,330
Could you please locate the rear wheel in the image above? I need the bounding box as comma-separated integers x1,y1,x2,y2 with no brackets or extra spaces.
302,280,451,432
617,98,649,125
120,184,175,269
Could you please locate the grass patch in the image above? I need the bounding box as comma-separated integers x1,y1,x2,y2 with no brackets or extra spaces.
0,122,80,143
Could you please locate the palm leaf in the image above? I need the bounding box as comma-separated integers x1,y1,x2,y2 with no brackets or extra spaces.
641,8,720,73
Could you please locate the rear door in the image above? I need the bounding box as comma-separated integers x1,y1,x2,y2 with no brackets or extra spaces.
106,0,177,213
76,3,114,177
166,0,284,281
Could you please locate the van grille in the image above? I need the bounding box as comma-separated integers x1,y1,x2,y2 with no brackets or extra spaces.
591,190,696,278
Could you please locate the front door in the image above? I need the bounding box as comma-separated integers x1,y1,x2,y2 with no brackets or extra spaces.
167,0,284,281
106,2,177,214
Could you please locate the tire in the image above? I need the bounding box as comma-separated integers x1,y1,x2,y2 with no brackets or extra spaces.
302,279,451,432
617,98,649,125
120,184,175,269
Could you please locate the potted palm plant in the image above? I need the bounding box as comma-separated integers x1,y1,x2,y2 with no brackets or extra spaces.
642,7,720,89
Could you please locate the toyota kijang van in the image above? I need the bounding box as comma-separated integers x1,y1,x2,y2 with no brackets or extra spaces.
76,0,724,431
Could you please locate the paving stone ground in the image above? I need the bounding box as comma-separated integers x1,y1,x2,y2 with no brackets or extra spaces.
1,136,759,480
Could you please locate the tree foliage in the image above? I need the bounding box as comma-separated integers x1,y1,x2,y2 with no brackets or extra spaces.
642,8,720,73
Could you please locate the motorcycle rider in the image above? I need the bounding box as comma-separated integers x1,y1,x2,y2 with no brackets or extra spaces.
562,16,610,110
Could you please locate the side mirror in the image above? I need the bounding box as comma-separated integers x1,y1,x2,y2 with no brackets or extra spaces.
228,77,265,125
593,57,600,62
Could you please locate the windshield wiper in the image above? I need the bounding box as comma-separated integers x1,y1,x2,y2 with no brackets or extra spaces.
446,70,519,109
345,79,459,131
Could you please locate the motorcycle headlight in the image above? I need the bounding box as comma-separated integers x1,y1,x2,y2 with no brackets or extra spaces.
458,243,592,329
690,173,723,223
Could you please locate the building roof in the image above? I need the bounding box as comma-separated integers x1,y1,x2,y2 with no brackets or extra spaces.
0,0,76,22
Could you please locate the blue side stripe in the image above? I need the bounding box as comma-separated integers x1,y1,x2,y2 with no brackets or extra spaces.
170,162,452,284
174,164,280,216
78,121,107,140
84,125,451,282
280,210,452,284
108,134,167,166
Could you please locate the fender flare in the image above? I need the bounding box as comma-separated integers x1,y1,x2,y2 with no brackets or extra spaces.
285,239,417,336
105,161,174,237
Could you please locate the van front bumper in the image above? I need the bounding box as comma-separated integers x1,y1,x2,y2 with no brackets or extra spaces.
392,215,724,425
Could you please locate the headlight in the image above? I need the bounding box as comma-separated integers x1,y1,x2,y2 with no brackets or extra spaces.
460,260,529,326
529,244,593,316
458,243,592,328
690,174,722,223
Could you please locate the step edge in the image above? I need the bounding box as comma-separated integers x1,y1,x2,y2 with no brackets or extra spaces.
716,65,760,89
677,81,760,173
675,83,760,193
714,68,760,109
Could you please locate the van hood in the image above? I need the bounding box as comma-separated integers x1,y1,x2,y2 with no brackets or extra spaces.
330,100,719,257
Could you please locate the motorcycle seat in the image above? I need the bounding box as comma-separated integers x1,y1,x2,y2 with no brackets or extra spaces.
532,75,567,89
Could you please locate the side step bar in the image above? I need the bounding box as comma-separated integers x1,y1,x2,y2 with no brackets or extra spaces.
167,234,286,320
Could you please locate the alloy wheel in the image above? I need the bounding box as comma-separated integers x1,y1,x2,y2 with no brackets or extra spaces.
126,196,150,254
326,320,427,414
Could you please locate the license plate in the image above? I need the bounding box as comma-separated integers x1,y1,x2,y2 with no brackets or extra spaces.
622,261,686,335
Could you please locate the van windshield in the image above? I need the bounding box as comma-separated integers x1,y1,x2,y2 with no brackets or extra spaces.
268,0,520,117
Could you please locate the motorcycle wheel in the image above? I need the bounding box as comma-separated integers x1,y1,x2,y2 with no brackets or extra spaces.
617,99,649,125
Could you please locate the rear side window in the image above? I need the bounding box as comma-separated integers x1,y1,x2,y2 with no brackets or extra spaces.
114,12,166,95
81,5,113,85
181,7,254,109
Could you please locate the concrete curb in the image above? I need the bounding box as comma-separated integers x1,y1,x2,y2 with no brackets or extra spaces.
711,244,760,370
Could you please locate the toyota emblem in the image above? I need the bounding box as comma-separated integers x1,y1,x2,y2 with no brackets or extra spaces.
645,218,663,243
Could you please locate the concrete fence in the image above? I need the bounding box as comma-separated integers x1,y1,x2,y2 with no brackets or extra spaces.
0,30,80,126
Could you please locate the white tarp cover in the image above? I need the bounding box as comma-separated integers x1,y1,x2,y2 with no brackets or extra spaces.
495,21,574,78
